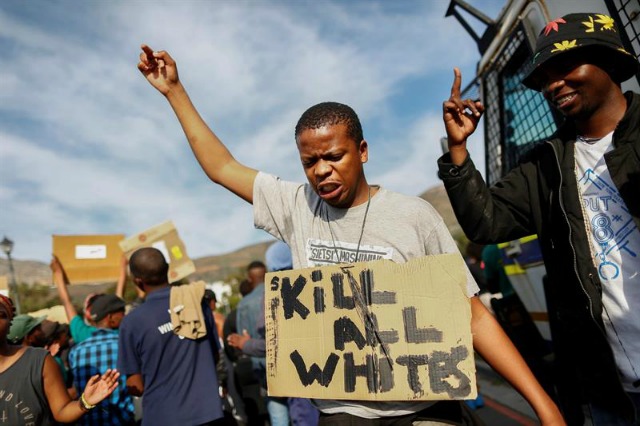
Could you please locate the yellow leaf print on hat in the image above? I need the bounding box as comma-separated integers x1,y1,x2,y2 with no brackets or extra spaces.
551,40,578,53
582,16,595,33
594,14,615,31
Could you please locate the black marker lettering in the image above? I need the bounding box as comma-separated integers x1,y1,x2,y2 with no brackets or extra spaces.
343,353,377,393
378,352,394,392
396,354,429,394
270,276,280,291
281,275,310,320
427,346,471,398
334,317,367,350
313,287,325,313
332,273,355,309
403,307,442,343
290,350,339,387
367,312,399,345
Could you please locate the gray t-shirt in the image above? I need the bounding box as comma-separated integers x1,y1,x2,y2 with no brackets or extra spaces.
0,347,53,426
253,172,479,418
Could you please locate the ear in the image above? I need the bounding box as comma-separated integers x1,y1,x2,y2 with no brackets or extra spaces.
359,140,368,164
133,277,144,290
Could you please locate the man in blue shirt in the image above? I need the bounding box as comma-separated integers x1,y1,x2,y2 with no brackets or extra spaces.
68,294,135,425
118,247,224,426
235,260,266,374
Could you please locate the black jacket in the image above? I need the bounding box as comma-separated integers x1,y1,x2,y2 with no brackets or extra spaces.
438,92,640,422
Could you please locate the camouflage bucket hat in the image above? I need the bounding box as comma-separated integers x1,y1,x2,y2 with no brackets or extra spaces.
522,13,639,91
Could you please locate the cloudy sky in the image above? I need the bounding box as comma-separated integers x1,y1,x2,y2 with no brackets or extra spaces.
1,0,504,262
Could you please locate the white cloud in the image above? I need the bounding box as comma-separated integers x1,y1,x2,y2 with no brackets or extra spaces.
0,0,499,261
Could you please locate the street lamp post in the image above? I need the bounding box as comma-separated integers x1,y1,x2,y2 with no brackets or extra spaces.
1,236,21,315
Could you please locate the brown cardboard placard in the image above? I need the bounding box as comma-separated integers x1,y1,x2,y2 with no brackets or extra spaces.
28,305,68,324
52,235,125,285
119,221,195,283
265,253,476,401
0,276,8,297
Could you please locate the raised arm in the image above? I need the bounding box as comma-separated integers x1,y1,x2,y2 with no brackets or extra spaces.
442,68,484,166
115,254,128,299
138,44,258,203
470,297,565,425
50,256,78,323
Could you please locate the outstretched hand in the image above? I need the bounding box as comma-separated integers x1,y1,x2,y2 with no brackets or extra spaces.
138,44,179,96
442,68,484,163
83,369,121,406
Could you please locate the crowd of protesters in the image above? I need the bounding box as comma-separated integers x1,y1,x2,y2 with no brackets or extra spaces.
2,9,639,426
2,241,322,426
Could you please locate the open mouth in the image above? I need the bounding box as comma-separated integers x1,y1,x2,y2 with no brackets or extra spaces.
318,183,341,200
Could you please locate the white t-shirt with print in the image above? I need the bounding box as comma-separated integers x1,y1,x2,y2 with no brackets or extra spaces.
575,132,640,392
253,172,479,418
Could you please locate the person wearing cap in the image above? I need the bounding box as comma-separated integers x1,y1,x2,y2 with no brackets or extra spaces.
50,255,130,344
68,294,135,425
0,295,121,425
7,314,47,347
440,12,640,425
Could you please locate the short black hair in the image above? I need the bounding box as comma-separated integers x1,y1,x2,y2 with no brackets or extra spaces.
247,261,266,271
204,289,217,303
130,247,169,286
295,102,363,145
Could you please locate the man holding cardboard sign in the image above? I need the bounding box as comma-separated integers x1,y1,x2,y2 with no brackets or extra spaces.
137,45,564,424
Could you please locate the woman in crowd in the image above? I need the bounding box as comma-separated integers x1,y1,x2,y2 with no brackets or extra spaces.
0,294,120,425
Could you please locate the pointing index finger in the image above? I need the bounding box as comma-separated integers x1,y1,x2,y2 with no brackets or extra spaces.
140,44,157,66
450,67,462,98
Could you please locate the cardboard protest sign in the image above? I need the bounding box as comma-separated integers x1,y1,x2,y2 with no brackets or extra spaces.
29,305,68,324
265,253,476,401
52,234,125,285
119,221,195,282
0,276,8,297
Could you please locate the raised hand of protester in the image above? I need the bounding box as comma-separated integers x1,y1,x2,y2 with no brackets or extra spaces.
82,369,121,406
50,255,69,285
442,67,484,165
137,44,180,96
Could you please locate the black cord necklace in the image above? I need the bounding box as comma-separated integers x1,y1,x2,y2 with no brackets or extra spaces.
325,185,371,264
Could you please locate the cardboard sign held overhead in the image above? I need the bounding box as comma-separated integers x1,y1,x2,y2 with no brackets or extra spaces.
119,221,195,283
28,305,68,324
265,253,476,401
0,276,8,297
52,234,125,285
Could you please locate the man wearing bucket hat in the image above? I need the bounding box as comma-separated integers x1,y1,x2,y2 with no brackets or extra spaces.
8,314,47,347
440,12,640,425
